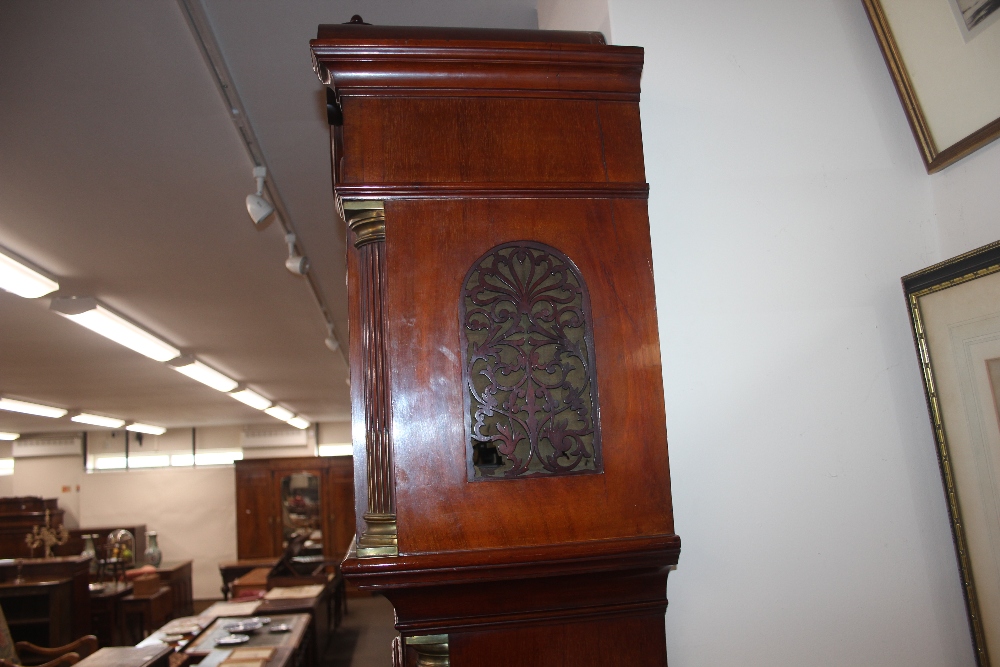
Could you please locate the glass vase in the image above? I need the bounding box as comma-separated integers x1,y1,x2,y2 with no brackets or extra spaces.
81,534,98,574
143,531,162,567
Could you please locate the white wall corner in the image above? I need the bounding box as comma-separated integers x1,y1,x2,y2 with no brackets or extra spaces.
537,0,612,42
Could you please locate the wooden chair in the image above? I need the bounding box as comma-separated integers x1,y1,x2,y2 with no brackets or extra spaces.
0,604,96,667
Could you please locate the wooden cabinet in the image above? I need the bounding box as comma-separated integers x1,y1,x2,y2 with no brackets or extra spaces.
234,457,355,562
311,22,679,667
0,497,65,558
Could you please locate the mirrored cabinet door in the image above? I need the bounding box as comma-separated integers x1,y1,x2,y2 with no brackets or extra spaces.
280,471,323,555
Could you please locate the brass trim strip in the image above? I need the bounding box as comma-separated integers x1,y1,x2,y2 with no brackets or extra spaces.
336,182,649,201
906,261,1000,667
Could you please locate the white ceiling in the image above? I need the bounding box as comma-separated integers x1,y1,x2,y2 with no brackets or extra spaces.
0,0,537,434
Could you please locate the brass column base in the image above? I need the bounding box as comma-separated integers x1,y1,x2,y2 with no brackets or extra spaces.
406,635,450,667
358,512,398,557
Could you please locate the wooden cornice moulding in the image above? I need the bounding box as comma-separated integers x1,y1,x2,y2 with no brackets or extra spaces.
341,533,681,588
311,25,643,100
335,182,651,201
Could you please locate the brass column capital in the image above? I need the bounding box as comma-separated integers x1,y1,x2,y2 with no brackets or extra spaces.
344,209,385,248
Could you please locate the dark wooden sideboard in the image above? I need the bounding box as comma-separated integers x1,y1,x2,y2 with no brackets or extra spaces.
0,497,65,558
0,558,92,647
311,21,680,667
234,457,355,563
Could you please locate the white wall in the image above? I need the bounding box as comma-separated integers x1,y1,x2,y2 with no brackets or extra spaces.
541,1,998,665
931,140,1000,257
537,0,610,39
12,456,83,529
79,466,236,600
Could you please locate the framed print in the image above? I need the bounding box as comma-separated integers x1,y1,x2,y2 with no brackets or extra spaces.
862,0,1000,173
904,240,1000,667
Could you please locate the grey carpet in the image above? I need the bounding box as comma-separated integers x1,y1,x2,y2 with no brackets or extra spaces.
324,595,398,667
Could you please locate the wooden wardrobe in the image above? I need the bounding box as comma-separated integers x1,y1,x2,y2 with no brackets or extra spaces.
234,456,355,562
311,21,680,667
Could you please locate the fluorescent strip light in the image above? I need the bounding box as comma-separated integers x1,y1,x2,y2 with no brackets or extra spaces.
0,397,67,418
126,423,166,436
71,413,125,428
95,456,127,470
169,358,238,393
264,405,294,421
0,433,20,441
171,454,194,467
0,459,14,475
0,247,59,298
230,388,271,411
128,455,170,469
286,416,310,430
51,297,180,362
195,451,243,466
318,444,352,457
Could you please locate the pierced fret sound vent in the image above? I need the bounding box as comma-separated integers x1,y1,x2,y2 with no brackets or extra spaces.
461,241,602,480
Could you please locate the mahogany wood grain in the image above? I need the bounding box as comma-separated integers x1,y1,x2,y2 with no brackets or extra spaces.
234,467,278,559
313,23,677,666
340,98,608,184
311,27,641,101
448,614,668,667
384,198,672,554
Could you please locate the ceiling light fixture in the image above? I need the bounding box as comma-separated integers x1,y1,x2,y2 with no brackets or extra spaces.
0,246,59,298
0,397,67,418
126,423,167,435
0,433,20,441
264,405,294,422
324,323,340,353
50,297,181,362
287,416,310,430
229,387,271,411
284,233,309,275
246,166,275,228
71,413,126,428
167,356,239,393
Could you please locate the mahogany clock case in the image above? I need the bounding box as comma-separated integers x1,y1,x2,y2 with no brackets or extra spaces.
311,22,680,666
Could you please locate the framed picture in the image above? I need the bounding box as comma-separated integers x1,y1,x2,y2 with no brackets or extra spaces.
862,0,1000,173
904,240,1000,667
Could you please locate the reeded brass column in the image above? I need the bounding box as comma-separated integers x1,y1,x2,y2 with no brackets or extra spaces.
347,201,398,557
406,635,450,667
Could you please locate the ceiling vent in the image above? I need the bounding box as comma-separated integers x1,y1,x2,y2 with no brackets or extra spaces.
13,433,83,458
240,425,308,448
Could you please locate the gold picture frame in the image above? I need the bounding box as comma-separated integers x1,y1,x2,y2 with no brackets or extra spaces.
862,0,1000,173
904,240,1000,667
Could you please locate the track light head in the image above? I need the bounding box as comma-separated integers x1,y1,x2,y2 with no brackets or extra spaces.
285,254,310,275
246,166,275,228
284,233,309,275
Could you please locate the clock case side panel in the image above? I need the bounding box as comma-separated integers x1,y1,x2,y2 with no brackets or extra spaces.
386,197,674,556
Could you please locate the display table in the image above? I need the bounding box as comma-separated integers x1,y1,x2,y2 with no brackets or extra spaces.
258,586,332,662
73,646,172,667
184,614,310,667
217,559,278,600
